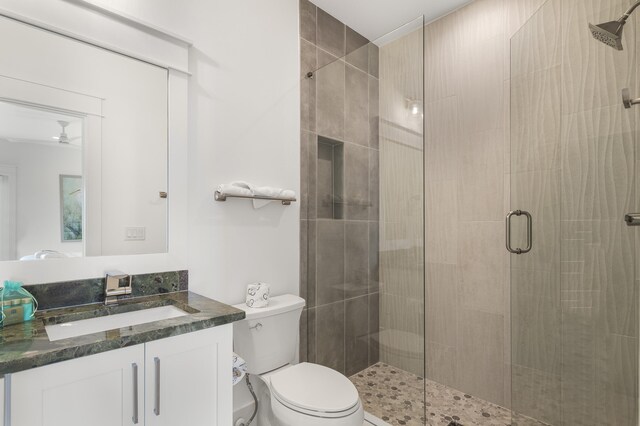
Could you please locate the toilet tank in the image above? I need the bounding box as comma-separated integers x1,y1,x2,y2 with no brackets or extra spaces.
233,294,305,375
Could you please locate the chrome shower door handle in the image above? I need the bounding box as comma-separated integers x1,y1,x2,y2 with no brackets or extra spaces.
132,363,139,424
506,210,532,255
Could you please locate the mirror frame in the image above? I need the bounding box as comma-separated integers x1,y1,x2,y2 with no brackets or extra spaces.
0,2,191,284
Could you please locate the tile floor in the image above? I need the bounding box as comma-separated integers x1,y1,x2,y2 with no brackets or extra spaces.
350,363,547,426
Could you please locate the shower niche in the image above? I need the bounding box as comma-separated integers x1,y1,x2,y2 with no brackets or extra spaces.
317,136,344,220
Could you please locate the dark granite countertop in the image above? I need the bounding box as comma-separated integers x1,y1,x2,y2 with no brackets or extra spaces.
0,291,245,376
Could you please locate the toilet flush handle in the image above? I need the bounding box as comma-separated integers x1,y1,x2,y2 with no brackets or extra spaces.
249,322,263,331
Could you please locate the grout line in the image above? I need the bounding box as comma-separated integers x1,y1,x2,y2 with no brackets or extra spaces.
316,44,339,64
344,58,369,75
299,35,315,47
313,293,379,309
342,216,347,374
321,134,380,151
315,218,379,224
343,19,347,67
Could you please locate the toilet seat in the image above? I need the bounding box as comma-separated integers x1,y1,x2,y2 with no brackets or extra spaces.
269,363,361,418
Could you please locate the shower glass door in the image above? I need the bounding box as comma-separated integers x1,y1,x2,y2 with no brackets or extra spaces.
510,0,638,424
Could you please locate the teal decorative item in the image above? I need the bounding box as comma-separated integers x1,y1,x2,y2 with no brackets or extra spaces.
0,280,38,327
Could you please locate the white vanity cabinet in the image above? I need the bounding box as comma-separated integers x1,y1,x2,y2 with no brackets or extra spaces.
144,326,233,426
9,324,232,426
11,345,145,426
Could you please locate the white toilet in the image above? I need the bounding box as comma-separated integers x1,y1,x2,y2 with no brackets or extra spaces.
233,294,364,426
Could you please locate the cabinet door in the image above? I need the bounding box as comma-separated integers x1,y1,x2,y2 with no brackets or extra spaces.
0,376,4,426
145,325,232,426
11,345,144,426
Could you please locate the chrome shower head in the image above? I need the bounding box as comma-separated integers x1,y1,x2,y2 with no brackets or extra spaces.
589,1,640,50
589,21,624,50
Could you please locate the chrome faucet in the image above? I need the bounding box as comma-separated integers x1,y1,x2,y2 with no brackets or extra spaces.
104,270,132,305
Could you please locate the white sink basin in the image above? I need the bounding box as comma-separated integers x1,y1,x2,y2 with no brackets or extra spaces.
45,305,188,341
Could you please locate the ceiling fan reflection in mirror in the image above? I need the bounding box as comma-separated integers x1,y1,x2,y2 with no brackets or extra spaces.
52,120,81,145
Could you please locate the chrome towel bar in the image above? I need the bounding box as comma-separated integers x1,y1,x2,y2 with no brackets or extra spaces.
214,190,296,206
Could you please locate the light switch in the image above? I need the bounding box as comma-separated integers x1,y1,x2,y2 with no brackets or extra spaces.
125,227,146,241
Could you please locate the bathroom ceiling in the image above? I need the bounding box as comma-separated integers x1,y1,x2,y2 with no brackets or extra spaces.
0,101,82,147
311,0,473,41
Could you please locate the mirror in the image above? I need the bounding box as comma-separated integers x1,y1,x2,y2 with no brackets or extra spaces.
0,102,84,260
0,15,168,261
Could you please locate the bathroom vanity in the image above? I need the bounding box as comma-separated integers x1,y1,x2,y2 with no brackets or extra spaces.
0,291,244,426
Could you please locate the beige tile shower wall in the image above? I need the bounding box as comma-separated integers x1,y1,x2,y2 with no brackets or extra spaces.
510,2,563,422
415,0,547,409
378,27,425,377
558,0,638,424
511,0,639,425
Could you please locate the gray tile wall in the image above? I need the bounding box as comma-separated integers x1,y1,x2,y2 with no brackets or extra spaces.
299,0,381,377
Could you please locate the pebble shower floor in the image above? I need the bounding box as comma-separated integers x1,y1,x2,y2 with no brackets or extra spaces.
350,363,547,426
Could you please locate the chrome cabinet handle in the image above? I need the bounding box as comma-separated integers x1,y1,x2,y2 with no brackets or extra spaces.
154,357,161,416
4,374,11,426
506,210,532,254
132,363,139,424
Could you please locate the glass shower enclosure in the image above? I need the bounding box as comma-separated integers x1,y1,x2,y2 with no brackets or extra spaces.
510,0,639,424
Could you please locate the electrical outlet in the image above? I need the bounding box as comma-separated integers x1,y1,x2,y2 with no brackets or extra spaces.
125,227,146,241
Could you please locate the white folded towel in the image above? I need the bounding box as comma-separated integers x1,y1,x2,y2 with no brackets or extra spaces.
216,182,253,198
232,352,247,386
246,282,270,308
249,184,295,208
38,250,68,259
20,250,69,261
218,181,296,209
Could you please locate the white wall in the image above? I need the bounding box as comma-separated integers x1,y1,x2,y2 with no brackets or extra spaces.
0,0,301,305
99,0,301,304
0,139,82,258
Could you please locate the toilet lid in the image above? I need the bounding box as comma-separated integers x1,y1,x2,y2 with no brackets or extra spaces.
270,363,360,414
